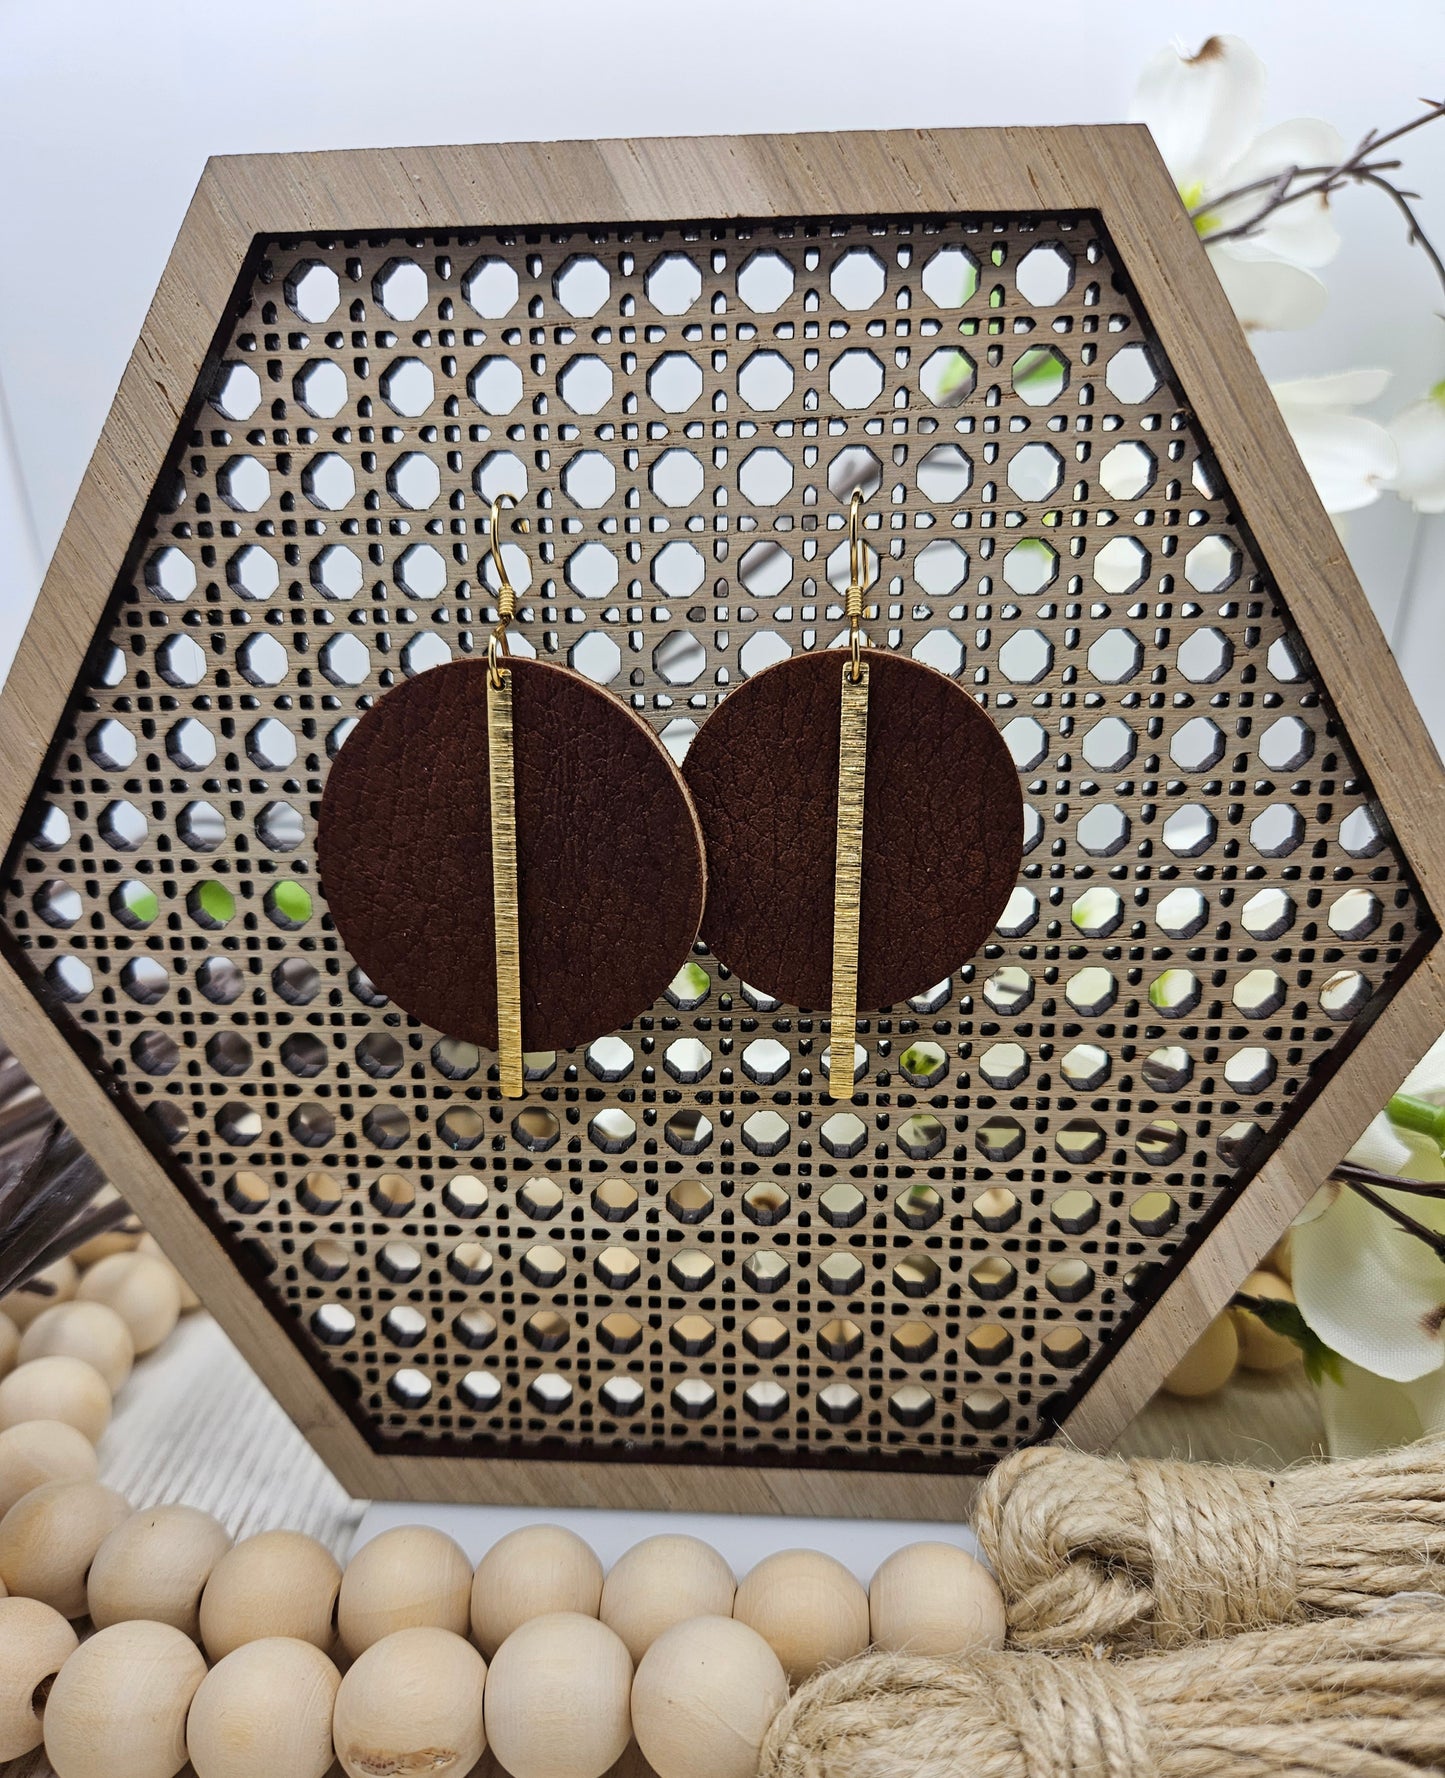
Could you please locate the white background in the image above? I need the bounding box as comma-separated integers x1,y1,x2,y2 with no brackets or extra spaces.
2,0,1443,731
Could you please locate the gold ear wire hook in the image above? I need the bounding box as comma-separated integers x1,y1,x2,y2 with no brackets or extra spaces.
845,488,872,683
487,493,531,690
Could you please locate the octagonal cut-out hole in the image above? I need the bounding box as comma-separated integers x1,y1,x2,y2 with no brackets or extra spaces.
996,886,1039,937
1003,716,1047,770
831,246,887,309
1251,802,1304,857
1093,537,1149,595
218,455,270,512
1156,886,1208,938
654,630,706,685
914,539,968,595
1170,716,1225,770
1002,538,1058,595
227,544,277,601
920,347,976,407
646,251,702,314
285,259,340,322
1259,715,1314,772
303,453,355,510
570,630,621,683
647,351,702,413
1015,242,1073,306
1106,342,1161,403
560,354,613,415
1087,626,1143,683
1072,886,1122,936
1081,716,1135,772
738,350,794,411
293,358,347,418
320,633,370,685
651,540,705,597
248,716,295,769
1235,968,1286,1018
1007,442,1064,500
1328,887,1381,940
916,443,970,501
998,627,1053,682
395,542,447,599
1013,345,1067,405
462,255,518,317
1163,803,1216,856
920,244,979,306
1149,968,1201,1016
402,632,451,675
1185,534,1240,592
912,629,965,675
562,450,615,508
554,254,610,317
167,717,215,769
211,360,261,420
650,448,704,506
373,257,428,321
737,249,794,312
388,453,440,509
380,357,434,417
739,630,791,676
469,356,524,413
1177,625,1234,683
1241,886,1295,939
565,541,619,600
740,541,793,599
312,543,364,599
830,349,884,408
1077,804,1129,856
157,633,206,686
739,447,793,505
237,633,287,686
1098,440,1156,499
828,445,883,500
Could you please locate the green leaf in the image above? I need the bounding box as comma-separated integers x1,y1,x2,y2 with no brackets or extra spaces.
1233,1292,1344,1388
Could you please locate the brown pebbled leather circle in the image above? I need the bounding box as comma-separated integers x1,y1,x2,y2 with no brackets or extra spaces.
682,647,1023,1012
317,657,706,1053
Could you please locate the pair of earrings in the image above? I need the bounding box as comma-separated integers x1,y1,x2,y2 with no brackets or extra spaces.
318,493,1022,1102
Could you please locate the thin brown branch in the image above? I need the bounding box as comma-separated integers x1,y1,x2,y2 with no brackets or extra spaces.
1334,1160,1445,1198
1345,1177,1445,1260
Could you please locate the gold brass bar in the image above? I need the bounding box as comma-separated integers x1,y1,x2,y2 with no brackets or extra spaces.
830,659,869,1101
487,669,524,1099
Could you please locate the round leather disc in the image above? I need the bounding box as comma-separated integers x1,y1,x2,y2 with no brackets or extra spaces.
682,647,1023,1012
318,657,706,1053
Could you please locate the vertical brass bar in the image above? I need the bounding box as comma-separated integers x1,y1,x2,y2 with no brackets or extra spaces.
487,669,524,1099
830,659,869,1102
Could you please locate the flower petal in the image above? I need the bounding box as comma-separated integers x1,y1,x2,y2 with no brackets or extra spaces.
1389,396,1445,514
1130,35,1266,197
1208,246,1327,332
1292,1181,1445,1380
1401,1031,1445,1101
1209,119,1346,267
1405,1363,1445,1437
1347,1109,1418,1178
1273,398,1398,513
1319,1359,1424,1459
1272,368,1392,408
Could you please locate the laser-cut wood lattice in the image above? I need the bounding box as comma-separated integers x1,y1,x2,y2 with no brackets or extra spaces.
0,131,1440,1514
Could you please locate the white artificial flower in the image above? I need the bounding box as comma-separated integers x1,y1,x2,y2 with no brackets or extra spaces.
1292,1032,1445,1457
1269,370,1398,513
1131,35,1343,331
1388,384,1445,512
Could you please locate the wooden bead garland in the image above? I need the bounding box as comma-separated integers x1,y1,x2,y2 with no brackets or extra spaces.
337,1524,472,1658
0,1595,78,1760
332,1625,487,1778
0,1479,131,1616
88,1505,233,1638
632,1615,790,1778
484,1610,633,1778
869,1540,1007,1658
18,1300,135,1393
471,1522,605,1658
76,1251,182,1356
187,1636,340,1778
0,1352,111,1441
199,1530,342,1661
0,1255,78,1332
44,1618,207,1778
733,1549,870,1686
600,1532,737,1664
0,1419,98,1517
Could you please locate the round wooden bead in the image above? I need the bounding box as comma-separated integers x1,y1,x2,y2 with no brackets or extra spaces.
485,1611,633,1778
1162,1311,1240,1399
632,1615,789,1778
200,1529,342,1661
0,1596,79,1760
19,1301,135,1393
470,1523,604,1658
89,1504,233,1637
44,1618,206,1778
1233,1268,1303,1372
333,1626,487,1778
869,1541,1006,1658
0,1311,17,1379
136,1235,200,1313
0,1480,131,1616
187,1637,340,1778
76,1252,181,1356
0,1354,111,1441
600,1532,737,1664
338,1525,472,1658
0,1257,79,1332
0,1420,99,1517
733,1548,870,1685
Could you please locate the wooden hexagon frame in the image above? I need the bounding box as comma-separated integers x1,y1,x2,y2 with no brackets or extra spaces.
0,127,1442,1515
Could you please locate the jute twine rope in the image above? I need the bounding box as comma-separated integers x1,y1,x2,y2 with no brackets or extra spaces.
760,1609,1445,1778
973,1434,1445,1651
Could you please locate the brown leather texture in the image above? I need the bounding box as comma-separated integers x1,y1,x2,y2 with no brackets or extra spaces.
317,657,706,1053
683,647,1023,1011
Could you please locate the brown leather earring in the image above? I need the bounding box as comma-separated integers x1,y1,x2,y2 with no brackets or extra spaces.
682,490,1024,1101
317,494,707,1097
